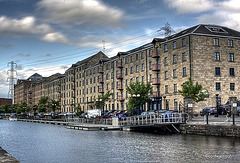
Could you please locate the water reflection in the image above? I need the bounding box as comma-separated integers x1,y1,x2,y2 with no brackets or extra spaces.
0,120,240,163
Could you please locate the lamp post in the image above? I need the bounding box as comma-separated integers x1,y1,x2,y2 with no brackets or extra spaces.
52,103,56,119
71,100,74,119
215,94,219,117
132,94,140,115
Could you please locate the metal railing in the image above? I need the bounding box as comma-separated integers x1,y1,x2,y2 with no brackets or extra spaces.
119,113,185,126
67,118,112,125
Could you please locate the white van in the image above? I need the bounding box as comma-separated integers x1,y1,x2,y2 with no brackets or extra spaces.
87,109,101,118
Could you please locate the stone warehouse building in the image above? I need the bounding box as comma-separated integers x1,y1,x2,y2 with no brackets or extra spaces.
14,24,240,114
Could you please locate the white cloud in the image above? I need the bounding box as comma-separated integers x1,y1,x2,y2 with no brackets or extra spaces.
165,0,213,14
197,0,240,31
41,32,69,43
37,0,125,27
0,16,52,36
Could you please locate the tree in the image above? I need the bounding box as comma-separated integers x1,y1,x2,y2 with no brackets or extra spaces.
95,90,112,112
75,104,83,116
126,81,152,115
38,96,49,113
178,78,206,102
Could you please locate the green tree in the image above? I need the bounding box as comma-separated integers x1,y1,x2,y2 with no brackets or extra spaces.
75,104,83,116
95,90,112,112
178,78,206,102
38,96,49,113
126,81,152,115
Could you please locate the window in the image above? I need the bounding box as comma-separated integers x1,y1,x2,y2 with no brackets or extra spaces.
229,53,234,62
214,52,220,61
173,55,177,64
111,62,114,68
230,68,235,76
125,68,128,75
228,39,233,47
125,57,128,64
213,38,219,46
130,78,133,83
216,82,221,91
136,65,139,72
230,83,235,91
130,66,133,74
173,41,176,49
182,38,186,46
94,77,96,83
165,85,168,93
136,54,138,60
126,91,128,98
150,74,152,82
164,44,168,52
106,73,109,80
183,67,187,77
111,82,114,89
174,84,177,93
164,57,168,66
174,99,178,111
125,79,128,86
149,49,152,56
141,52,144,59
149,61,152,70
136,77,139,81
111,72,114,79
106,64,109,70
142,63,144,71
165,71,168,80
173,69,177,78
215,67,221,76
182,52,186,61
142,76,144,82
130,56,133,62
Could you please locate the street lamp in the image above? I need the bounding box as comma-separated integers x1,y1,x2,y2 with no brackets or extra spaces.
71,100,74,119
52,103,57,118
132,94,140,115
215,94,219,117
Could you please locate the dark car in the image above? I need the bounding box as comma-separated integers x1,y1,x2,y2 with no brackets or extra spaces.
218,105,229,115
161,111,180,122
200,107,217,116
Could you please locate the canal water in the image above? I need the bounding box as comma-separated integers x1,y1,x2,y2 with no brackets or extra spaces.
1,120,240,163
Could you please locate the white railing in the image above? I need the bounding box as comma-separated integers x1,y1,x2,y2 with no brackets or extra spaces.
67,118,112,125
119,113,185,126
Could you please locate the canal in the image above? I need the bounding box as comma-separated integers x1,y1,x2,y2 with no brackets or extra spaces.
1,120,240,163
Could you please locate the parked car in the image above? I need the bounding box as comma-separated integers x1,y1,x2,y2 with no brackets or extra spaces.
161,111,180,122
218,105,229,115
79,113,87,118
37,113,45,118
200,107,217,116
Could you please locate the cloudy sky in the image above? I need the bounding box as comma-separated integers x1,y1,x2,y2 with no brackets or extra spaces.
0,0,240,98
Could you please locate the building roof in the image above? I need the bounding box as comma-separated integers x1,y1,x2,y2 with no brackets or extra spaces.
153,24,240,43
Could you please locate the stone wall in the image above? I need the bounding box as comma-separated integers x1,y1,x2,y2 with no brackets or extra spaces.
180,124,240,137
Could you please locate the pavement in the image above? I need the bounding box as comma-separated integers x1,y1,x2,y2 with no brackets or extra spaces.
0,147,19,163
189,114,240,126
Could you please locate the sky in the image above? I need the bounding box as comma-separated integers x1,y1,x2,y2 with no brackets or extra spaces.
0,0,240,98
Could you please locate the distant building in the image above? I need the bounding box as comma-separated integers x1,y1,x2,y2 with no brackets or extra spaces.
14,24,240,114
0,98,12,106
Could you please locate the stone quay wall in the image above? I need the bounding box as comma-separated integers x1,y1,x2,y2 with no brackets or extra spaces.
180,124,240,137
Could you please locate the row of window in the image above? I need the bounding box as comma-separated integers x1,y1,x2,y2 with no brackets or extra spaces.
164,38,186,52
165,67,187,80
213,38,234,47
164,52,187,66
216,83,235,91
215,67,235,76
214,52,234,62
